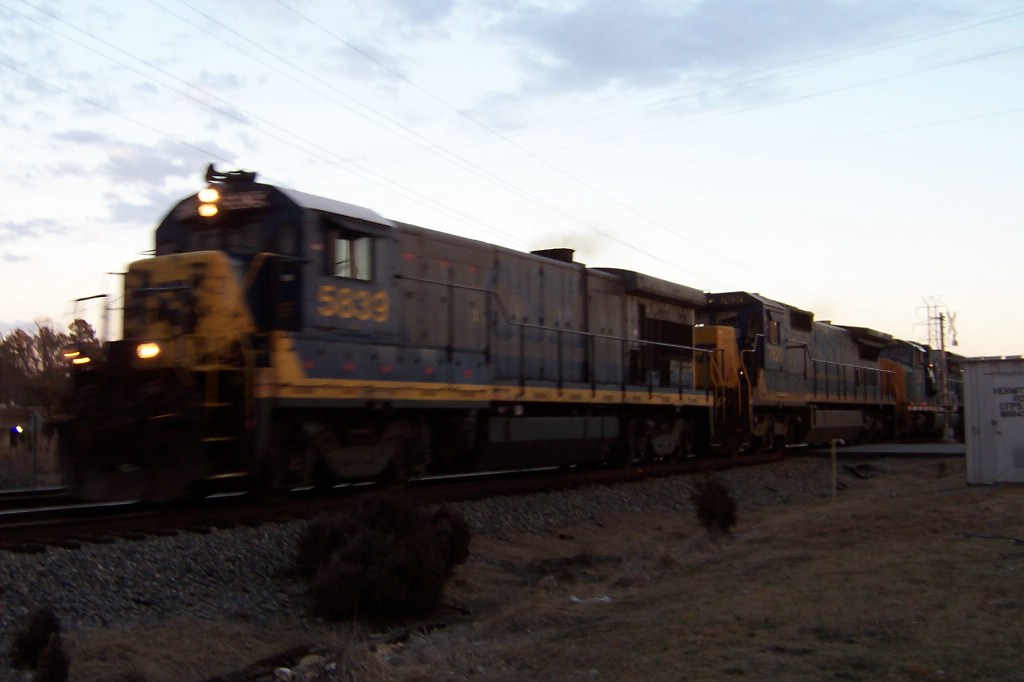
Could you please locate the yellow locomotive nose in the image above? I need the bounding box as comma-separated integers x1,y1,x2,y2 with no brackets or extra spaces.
123,251,256,367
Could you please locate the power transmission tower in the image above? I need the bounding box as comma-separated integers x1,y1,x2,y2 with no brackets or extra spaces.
916,296,959,441
917,296,958,352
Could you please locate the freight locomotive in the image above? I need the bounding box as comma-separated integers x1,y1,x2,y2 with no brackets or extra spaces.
57,166,962,501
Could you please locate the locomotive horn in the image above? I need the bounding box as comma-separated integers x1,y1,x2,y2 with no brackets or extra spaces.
205,163,257,184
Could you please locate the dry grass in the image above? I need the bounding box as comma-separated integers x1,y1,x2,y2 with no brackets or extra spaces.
0,433,61,489
49,457,1024,681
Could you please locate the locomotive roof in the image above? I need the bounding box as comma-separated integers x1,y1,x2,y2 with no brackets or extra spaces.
887,337,935,354
277,186,394,228
596,269,706,307
839,325,894,347
198,166,393,227
393,222,705,306
704,291,813,317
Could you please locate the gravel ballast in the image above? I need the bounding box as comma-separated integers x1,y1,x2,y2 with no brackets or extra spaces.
0,456,833,673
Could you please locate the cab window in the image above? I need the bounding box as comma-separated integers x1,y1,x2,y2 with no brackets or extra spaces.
328,229,373,281
187,222,263,254
766,312,780,344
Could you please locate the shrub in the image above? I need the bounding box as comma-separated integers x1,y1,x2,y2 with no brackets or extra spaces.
689,475,737,536
292,515,355,581
33,632,69,682
294,495,471,621
9,607,63,674
429,505,471,576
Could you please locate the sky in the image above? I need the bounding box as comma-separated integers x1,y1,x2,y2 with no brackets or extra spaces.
1,0,1021,357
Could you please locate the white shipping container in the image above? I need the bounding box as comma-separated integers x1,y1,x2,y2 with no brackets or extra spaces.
964,357,1024,484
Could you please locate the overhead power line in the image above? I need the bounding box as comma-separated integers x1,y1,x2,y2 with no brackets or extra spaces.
3,0,1021,313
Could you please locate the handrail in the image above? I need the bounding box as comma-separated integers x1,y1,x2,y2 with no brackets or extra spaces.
738,334,764,432
398,274,712,391
785,342,896,402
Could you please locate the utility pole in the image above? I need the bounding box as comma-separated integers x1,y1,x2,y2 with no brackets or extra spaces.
917,297,958,442
73,294,108,343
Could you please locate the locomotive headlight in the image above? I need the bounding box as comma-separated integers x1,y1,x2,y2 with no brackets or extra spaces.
136,342,161,360
198,187,220,217
63,345,91,365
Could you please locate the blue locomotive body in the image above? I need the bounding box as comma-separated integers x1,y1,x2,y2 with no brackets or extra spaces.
60,168,712,500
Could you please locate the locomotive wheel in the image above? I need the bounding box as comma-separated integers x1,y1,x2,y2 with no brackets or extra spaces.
377,451,413,488
375,421,430,487
674,431,694,460
650,417,689,461
144,441,203,502
761,422,785,454
718,430,743,457
269,417,328,490
612,418,651,467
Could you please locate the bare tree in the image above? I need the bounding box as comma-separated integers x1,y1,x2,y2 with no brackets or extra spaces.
0,329,34,406
0,320,99,414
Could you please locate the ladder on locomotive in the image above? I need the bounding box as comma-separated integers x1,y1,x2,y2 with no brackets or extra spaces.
196,354,254,482
706,349,731,425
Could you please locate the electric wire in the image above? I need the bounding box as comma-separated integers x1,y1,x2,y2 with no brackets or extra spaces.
270,0,1024,296
2,2,1020,337
502,5,1024,138
4,0,531,248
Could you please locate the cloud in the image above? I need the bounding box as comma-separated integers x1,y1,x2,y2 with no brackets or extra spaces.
0,218,64,240
105,192,179,225
99,140,232,186
22,75,52,96
390,0,457,24
45,134,235,188
93,140,237,224
196,71,244,90
131,81,160,95
53,129,113,145
1,251,31,263
0,319,34,335
487,0,962,95
30,136,238,225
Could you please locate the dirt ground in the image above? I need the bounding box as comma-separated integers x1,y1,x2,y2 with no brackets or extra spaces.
55,456,1024,681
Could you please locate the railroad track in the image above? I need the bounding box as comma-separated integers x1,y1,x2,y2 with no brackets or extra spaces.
0,486,72,513
0,451,784,553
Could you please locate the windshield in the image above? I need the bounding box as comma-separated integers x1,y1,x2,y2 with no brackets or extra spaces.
187,221,264,255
